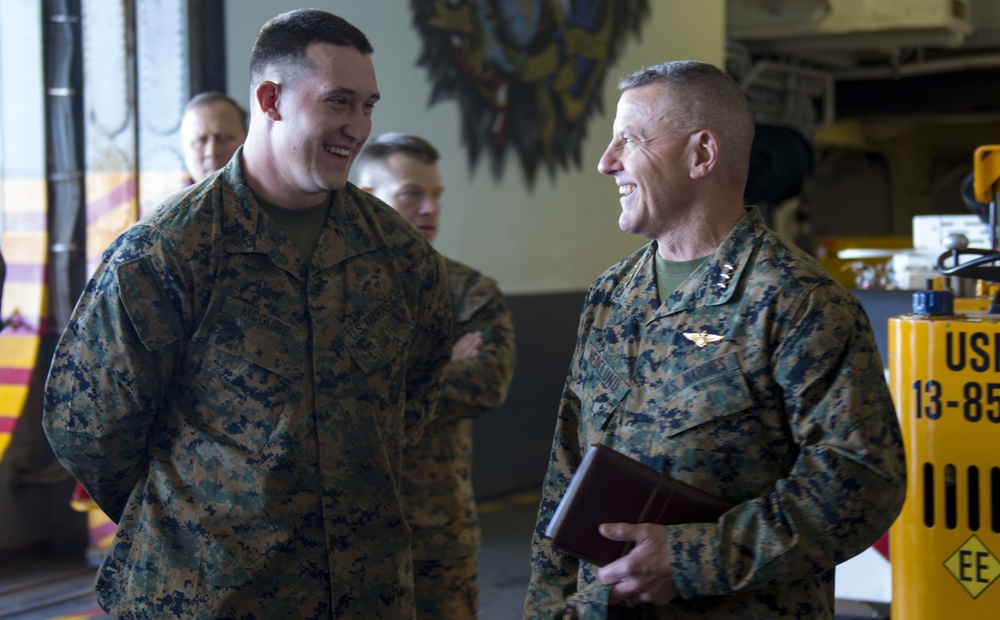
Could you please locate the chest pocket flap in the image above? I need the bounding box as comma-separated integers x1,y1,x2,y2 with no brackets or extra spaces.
663,352,755,437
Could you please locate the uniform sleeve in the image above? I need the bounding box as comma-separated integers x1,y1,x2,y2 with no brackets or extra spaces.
435,273,516,421
525,298,613,619
524,382,583,619
42,230,185,522
525,384,621,620
402,250,453,445
668,284,907,599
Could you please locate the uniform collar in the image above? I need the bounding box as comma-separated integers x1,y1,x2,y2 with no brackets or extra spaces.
662,205,764,313
218,147,384,278
612,206,766,320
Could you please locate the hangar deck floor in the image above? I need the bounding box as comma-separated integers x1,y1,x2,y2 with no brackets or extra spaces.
0,488,887,619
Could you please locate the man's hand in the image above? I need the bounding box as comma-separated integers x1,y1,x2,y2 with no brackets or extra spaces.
597,523,679,607
451,331,483,361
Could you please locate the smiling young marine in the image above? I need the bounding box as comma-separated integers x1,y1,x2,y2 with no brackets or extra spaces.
43,10,452,618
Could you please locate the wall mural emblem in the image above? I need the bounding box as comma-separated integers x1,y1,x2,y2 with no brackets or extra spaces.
411,0,649,187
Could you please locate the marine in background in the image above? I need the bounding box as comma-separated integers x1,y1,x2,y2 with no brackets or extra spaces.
180,90,248,183
357,133,517,619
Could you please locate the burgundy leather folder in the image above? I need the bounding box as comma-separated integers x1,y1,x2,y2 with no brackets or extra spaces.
546,443,733,566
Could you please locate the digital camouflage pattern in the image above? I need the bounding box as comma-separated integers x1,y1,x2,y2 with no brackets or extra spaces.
403,257,516,562
413,554,479,619
524,207,906,619
42,149,453,619
403,257,515,616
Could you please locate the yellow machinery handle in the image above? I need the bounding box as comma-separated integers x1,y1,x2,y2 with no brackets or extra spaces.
973,145,1000,203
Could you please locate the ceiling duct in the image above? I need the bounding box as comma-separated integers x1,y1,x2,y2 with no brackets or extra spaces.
728,0,973,64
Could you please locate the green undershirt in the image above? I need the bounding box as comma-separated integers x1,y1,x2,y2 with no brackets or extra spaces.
257,194,331,264
654,252,709,305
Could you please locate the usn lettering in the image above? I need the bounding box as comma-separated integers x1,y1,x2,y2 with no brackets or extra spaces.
945,331,1000,372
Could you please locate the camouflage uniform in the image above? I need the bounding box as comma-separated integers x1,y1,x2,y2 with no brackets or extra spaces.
42,151,453,619
404,257,516,618
524,207,906,619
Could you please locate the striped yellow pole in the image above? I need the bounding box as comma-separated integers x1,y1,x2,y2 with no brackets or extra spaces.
0,180,48,461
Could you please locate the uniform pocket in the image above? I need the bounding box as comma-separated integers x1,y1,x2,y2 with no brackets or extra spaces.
313,296,415,443
192,314,305,453
116,256,183,352
663,352,756,437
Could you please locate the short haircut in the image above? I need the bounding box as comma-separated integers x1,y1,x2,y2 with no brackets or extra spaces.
183,91,248,130
249,9,373,91
356,133,440,169
619,60,755,168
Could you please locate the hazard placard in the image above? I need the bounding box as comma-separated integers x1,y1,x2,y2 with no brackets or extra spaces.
944,535,1000,598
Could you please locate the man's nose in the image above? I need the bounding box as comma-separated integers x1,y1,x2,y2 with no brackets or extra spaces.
342,106,371,144
419,197,439,215
597,147,620,176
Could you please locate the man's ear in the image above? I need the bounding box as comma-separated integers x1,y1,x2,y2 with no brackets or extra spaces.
688,129,719,179
358,184,374,195
254,81,281,121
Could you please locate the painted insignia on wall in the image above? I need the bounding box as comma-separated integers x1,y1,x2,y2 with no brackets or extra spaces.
410,0,650,187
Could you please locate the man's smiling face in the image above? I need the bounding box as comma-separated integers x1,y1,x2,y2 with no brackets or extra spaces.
270,42,380,199
597,83,698,240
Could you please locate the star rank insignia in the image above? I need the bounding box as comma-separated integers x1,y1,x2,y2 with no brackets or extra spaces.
716,263,735,289
683,332,724,347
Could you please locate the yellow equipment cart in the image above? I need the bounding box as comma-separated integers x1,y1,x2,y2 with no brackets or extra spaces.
889,146,1000,616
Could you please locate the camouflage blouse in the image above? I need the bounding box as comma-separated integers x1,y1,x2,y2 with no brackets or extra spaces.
402,256,516,561
43,151,453,619
524,207,906,619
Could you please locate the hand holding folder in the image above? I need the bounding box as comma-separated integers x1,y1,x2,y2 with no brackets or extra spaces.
545,443,733,567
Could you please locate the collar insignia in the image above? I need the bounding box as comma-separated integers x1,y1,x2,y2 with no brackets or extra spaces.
715,263,736,290
683,332,724,348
